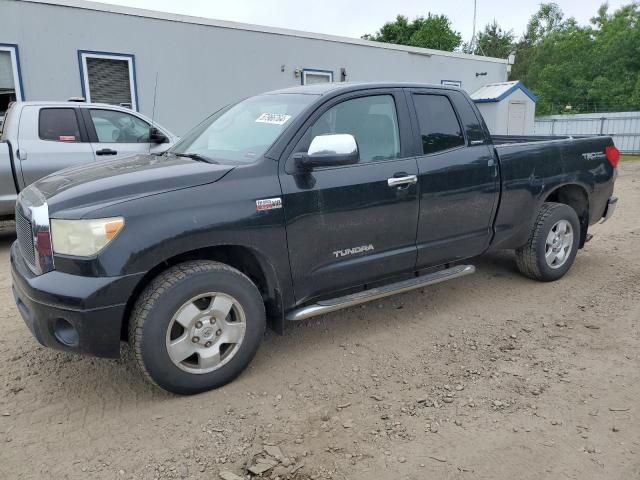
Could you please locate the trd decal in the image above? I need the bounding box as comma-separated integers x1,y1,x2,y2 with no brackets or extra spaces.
582,152,606,161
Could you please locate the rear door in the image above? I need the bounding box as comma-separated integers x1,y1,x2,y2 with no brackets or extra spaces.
82,108,165,160
17,106,95,186
280,89,420,304
408,89,499,267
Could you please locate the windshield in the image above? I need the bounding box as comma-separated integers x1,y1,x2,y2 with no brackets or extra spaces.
170,93,316,164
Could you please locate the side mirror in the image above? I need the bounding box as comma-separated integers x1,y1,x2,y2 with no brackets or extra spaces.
149,127,169,144
295,134,359,170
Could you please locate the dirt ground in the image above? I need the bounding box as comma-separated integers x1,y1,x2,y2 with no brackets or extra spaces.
1,163,639,480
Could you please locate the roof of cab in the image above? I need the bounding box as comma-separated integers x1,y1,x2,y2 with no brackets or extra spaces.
266,81,463,96
9,100,131,108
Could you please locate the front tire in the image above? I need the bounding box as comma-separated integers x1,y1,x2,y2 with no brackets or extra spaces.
129,261,265,395
515,202,580,282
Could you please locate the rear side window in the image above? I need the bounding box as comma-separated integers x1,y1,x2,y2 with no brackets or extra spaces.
39,108,81,142
413,94,465,154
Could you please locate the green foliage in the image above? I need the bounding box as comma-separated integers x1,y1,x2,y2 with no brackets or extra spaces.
525,2,566,43
469,20,515,58
364,3,639,115
512,2,640,115
363,14,462,51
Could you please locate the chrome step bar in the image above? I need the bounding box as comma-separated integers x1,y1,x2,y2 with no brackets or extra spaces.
286,264,475,322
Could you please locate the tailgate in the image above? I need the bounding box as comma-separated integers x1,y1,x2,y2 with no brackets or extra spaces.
0,141,19,216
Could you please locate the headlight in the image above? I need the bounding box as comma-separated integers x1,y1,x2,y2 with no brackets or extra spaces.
50,217,125,256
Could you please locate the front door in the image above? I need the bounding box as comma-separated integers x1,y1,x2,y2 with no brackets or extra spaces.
83,108,165,160
280,91,420,304
409,90,499,267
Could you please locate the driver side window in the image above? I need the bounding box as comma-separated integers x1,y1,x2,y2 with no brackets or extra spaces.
89,109,151,143
307,95,401,164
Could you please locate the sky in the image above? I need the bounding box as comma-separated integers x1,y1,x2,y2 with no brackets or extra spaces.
98,0,628,43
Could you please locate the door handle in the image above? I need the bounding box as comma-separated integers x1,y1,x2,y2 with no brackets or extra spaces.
96,148,118,156
387,175,417,188
17,149,27,161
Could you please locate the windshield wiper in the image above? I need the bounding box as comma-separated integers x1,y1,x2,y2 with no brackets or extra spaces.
173,152,219,164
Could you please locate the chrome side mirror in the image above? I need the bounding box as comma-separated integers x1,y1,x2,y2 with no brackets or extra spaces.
295,134,359,169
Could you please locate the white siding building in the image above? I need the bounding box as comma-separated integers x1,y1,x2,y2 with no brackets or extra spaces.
471,81,537,135
1,0,509,135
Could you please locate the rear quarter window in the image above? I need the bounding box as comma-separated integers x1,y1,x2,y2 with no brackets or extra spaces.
449,91,487,144
413,94,465,154
39,108,81,142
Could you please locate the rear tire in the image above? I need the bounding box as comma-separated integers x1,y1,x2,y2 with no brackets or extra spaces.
128,260,265,395
515,202,580,282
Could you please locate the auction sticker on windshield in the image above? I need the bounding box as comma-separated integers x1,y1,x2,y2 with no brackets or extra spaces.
256,113,292,125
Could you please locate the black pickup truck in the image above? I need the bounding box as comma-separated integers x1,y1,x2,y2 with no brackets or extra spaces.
11,82,618,394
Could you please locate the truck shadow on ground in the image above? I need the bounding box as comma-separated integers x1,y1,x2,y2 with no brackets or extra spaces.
9,243,608,409
5,249,533,405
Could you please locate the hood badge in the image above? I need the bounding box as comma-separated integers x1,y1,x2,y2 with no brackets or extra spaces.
256,197,282,211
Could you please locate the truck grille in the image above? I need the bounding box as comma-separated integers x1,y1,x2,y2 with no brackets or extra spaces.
16,186,54,275
16,208,36,267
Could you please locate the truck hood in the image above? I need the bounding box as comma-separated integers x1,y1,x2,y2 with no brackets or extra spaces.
34,154,234,217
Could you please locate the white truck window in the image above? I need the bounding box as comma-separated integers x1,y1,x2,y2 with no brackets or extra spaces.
38,108,81,142
89,109,150,143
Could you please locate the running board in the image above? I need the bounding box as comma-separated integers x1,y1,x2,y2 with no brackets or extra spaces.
286,264,475,322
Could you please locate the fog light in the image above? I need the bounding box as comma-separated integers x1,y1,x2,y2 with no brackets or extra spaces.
53,318,79,347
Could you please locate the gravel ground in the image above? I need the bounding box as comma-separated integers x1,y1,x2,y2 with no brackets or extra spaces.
1,163,639,480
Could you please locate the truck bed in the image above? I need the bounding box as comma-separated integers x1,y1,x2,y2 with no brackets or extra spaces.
489,134,616,251
491,134,587,145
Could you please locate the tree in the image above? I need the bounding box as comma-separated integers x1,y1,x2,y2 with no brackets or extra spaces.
511,2,640,114
588,3,640,111
364,3,640,114
363,14,462,52
525,2,566,44
471,20,515,58
510,3,570,87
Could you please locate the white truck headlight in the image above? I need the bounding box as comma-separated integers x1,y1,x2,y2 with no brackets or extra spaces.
51,217,125,256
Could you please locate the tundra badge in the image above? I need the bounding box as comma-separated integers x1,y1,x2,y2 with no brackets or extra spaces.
333,244,374,258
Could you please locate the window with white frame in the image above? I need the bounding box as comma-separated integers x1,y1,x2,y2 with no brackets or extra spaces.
79,51,138,110
0,44,23,115
302,69,333,85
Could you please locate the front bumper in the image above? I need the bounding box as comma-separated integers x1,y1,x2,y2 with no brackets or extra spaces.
601,196,618,223
10,242,144,358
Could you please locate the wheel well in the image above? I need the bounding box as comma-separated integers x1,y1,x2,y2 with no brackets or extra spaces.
120,245,283,340
544,184,590,247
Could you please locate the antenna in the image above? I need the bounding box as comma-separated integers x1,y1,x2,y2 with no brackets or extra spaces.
471,0,478,54
149,72,159,154
472,0,477,48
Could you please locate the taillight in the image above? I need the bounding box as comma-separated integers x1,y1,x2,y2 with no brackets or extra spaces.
605,145,620,168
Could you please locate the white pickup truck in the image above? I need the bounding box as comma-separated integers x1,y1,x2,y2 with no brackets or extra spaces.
0,101,176,218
